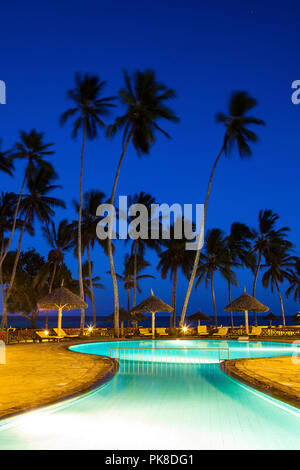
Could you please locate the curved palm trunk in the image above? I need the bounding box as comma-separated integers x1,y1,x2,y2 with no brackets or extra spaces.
0,170,27,269
108,128,134,338
133,240,138,307
1,210,29,329
45,260,58,329
228,280,234,327
180,146,225,326
87,243,97,327
252,252,262,326
275,279,286,327
211,272,218,327
78,119,87,332
0,239,6,330
172,267,178,328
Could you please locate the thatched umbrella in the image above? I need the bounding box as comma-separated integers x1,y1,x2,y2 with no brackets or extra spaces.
292,312,300,324
188,311,212,327
263,312,279,327
224,288,269,334
131,289,173,339
38,287,88,335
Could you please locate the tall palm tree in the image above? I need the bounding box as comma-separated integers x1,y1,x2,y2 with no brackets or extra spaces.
1,167,65,328
0,140,13,176
180,91,265,326
196,228,236,327
0,130,54,269
106,69,179,336
60,73,115,330
224,222,253,326
127,191,161,308
73,190,111,327
262,245,295,326
112,253,154,313
286,258,300,303
157,223,195,327
250,209,291,325
82,260,105,305
35,219,74,328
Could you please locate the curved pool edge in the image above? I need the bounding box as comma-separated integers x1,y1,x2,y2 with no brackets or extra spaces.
0,340,119,422
220,357,300,410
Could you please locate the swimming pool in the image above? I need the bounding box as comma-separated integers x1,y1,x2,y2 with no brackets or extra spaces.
0,339,300,449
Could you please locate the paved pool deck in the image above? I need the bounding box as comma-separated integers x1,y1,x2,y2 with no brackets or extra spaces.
0,340,117,420
1,337,300,420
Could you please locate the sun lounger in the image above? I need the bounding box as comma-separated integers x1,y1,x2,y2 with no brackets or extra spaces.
53,328,79,338
36,331,63,342
212,327,229,337
139,328,153,337
248,326,262,337
156,328,168,336
197,325,209,336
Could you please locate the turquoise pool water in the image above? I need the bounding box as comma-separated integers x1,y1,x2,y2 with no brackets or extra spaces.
0,339,300,449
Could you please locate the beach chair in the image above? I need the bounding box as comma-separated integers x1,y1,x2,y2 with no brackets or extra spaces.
248,326,262,337
156,328,168,336
212,327,229,337
139,328,152,337
36,331,63,342
197,325,209,336
53,328,79,339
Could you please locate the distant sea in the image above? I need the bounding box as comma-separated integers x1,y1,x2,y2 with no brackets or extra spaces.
5,313,297,329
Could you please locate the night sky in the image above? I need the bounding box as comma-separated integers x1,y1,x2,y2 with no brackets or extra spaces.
1,0,299,320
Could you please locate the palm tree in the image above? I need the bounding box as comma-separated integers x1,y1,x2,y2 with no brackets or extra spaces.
0,130,54,269
106,69,179,336
112,253,154,313
73,190,111,327
286,258,300,303
35,219,74,328
0,140,13,176
157,222,195,327
262,245,295,326
127,191,161,308
196,228,236,327
60,73,115,330
1,167,65,328
180,91,265,326
82,260,105,305
250,209,291,325
224,222,253,326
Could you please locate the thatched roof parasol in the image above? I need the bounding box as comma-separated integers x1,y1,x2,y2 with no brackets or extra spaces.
38,287,87,335
130,289,173,338
293,312,300,323
188,311,212,322
263,312,279,321
38,287,88,311
224,288,269,334
224,290,269,313
105,307,132,322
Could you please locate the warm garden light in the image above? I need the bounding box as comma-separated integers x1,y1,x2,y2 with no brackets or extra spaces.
44,330,49,335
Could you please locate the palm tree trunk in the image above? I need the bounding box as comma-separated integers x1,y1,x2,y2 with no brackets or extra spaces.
275,279,286,327
127,288,130,313
170,286,174,328
108,127,134,337
133,240,137,307
0,170,27,269
173,267,178,328
252,252,262,327
45,260,57,329
228,280,234,327
180,145,225,326
87,243,97,327
1,210,29,329
78,118,87,331
0,239,6,330
211,272,218,327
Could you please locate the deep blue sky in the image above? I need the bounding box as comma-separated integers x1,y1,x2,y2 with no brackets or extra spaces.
0,0,299,321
